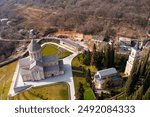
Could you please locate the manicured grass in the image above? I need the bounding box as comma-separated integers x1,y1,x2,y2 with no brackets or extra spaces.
72,54,97,73
11,83,69,100
0,62,17,100
41,44,72,59
59,51,72,59
84,89,96,100
73,72,96,100
42,44,59,56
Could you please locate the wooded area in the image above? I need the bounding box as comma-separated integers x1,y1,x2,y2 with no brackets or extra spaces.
0,0,150,61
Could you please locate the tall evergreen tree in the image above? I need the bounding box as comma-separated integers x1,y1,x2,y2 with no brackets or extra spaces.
134,61,141,85
86,69,92,84
125,73,138,96
109,45,115,67
82,50,91,65
76,82,85,100
78,82,85,100
95,51,103,70
132,86,143,100
143,87,150,100
91,44,97,65
104,45,110,68
143,67,150,94
140,51,149,76
104,45,115,68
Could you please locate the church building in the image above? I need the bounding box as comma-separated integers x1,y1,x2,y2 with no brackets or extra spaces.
17,39,64,82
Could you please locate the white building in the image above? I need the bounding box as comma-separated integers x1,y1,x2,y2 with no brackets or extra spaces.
124,42,140,76
94,68,121,89
15,39,64,82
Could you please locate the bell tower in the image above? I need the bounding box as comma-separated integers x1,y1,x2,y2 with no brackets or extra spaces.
28,39,42,62
124,42,139,76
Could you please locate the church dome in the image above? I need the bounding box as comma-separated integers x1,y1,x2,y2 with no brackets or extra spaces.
28,39,41,52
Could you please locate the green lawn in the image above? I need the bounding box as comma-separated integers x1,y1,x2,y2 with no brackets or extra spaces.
73,72,96,100
72,54,97,73
72,54,96,100
84,89,96,100
0,62,17,100
41,44,72,59
42,44,59,56
59,51,72,59
11,83,69,100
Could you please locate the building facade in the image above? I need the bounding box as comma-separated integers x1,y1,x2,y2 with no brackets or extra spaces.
17,39,64,82
124,42,139,76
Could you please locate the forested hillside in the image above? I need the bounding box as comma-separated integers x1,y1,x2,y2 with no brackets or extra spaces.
1,0,150,34
0,0,150,61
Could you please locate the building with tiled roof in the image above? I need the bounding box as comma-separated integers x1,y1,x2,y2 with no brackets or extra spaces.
94,68,121,89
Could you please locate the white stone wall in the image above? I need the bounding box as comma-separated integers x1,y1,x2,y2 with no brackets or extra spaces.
94,78,102,89
124,47,139,76
125,61,133,76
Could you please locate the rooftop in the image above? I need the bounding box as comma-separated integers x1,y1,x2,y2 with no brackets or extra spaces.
44,65,59,72
98,68,118,78
43,55,58,62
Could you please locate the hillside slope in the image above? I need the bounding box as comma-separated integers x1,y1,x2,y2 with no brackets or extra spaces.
0,0,150,62
1,0,149,35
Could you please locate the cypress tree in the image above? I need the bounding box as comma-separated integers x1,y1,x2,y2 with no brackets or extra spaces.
134,61,141,85
104,45,115,68
95,51,103,70
143,67,150,94
125,73,138,96
79,82,85,100
83,50,91,65
76,82,85,100
104,45,110,68
86,69,92,84
143,87,150,100
91,44,97,65
132,86,143,100
125,75,133,96
109,45,115,67
140,51,149,76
